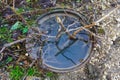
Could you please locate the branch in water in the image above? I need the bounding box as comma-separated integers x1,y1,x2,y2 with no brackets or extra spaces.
56,16,76,39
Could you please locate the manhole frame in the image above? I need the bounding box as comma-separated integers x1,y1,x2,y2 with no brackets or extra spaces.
35,9,95,72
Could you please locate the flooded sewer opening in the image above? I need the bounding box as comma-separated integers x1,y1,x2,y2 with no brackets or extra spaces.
26,9,94,72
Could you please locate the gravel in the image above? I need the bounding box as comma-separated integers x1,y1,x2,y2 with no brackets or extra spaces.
1,0,120,80
26,0,120,80
56,0,120,80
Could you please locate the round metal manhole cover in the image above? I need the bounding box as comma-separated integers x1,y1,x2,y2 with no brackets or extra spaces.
26,9,94,72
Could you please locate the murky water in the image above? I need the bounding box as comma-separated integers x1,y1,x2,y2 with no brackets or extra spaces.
37,13,92,70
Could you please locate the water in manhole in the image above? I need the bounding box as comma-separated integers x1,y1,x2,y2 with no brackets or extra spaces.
26,9,94,72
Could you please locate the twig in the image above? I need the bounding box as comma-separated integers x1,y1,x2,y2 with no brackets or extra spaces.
73,22,96,37
56,16,76,39
29,60,36,67
12,0,15,9
67,21,79,29
81,27,103,39
95,6,119,24
0,38,26,54
4,38,26,47
0,28,55,55
0,47,6,54
2,6,53,20
0,50,4,61
0,31,44,57
0,39,25,60
73,5,119,37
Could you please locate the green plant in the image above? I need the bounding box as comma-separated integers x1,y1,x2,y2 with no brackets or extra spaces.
0,56,13,67
0,26,13,42
6,56,13,64
9,66,24,80
11,21,28,34
16,8,25,14
76,0,81,2
27,67,40,76
26,0,31,3
46,72,54,77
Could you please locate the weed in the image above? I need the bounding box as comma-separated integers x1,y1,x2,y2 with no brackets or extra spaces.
0,56,13,67
11,21,28,34
16,8,25,14
9,66,24,80
26,0,31,3
0,26,13,43
76,0,82,2
46,72,54,77
27,67,41,76
5,56,13,64
8,65,41,80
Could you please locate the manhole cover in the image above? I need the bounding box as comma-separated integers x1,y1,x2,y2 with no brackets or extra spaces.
26,9,94,72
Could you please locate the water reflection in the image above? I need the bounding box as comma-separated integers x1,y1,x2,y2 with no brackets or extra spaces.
39,14,92,69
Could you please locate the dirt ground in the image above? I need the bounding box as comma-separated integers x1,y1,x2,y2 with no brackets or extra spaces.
0,0,120,80
56,0,120,80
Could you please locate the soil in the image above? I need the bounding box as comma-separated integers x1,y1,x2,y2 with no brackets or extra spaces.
0,0,120,80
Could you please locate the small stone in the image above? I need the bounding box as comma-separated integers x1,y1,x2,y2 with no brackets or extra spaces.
44,77,50,80
93,48,97,50
88,64,94,74
25,53,29,56
19,62,24,65
116,18,120,22
58,75,70,80
117,24,120,28
26,76,41,80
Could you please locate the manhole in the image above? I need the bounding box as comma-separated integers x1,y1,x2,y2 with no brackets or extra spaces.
26,9,94,72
